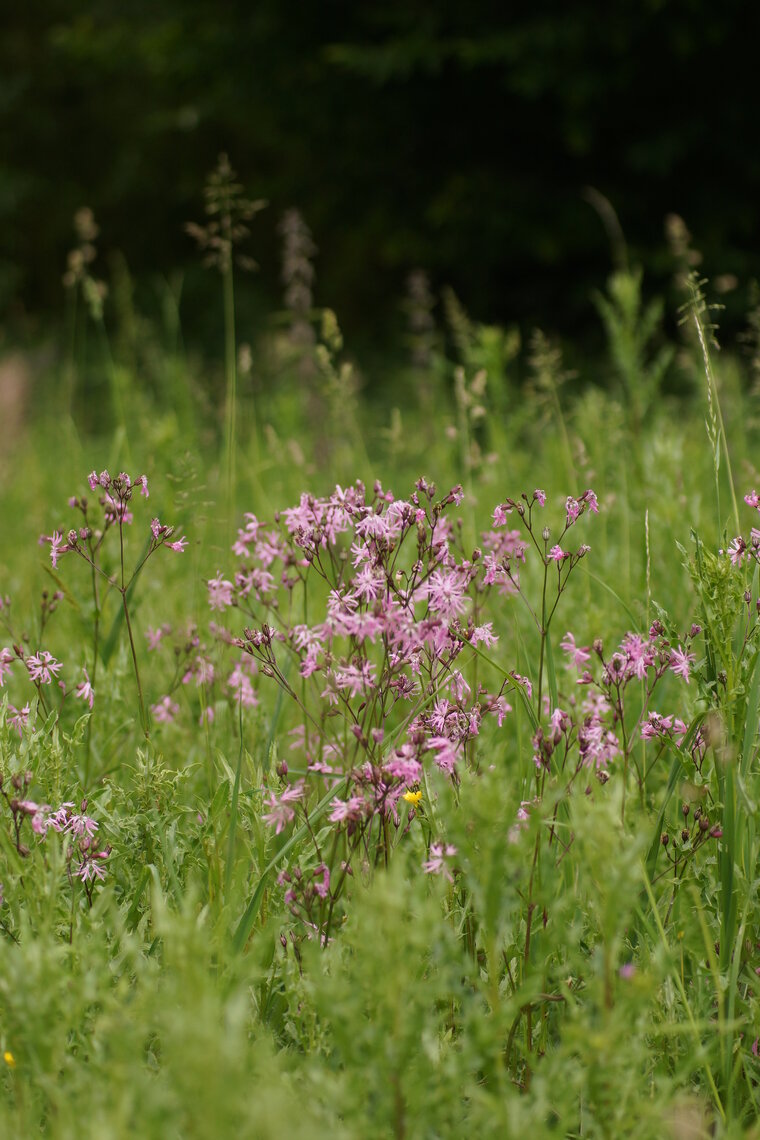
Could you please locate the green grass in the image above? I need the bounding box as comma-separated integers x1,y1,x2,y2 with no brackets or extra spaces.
3,261,760,1138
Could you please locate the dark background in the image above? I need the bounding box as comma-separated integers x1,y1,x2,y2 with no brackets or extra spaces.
2,0,757,348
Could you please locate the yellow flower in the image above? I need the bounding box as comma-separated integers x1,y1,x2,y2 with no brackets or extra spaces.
402,790,422,808
3,1051,15,1069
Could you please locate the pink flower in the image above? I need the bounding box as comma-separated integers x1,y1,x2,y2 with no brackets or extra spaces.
510,672,533,699
669,645,696,683
166,536,188,553
328,796,367,824
423,842,457,880
26,651,63,684
77,850,110,883
745,491,760,509
208,572,235,610
566,497,581,526
427,735,460,774
727,537,747,565
145,624,171,650
7,703,29,736
227,665,259,707
262,784,304,834
313,864,331,899
471,623,498,648
151,695,180,723
40,530,70,568
0,647,14,686
533,489,547,506
548,545,569,562
76,668,95,709
424,569,468,620
560,631,590,670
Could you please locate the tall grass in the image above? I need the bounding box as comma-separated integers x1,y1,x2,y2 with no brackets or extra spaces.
3,228,760,1137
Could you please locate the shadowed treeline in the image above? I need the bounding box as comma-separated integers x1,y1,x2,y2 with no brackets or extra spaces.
1,1,758,345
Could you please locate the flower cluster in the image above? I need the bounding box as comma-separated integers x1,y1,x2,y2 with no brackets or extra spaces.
1,778,109,896
205,480,599,942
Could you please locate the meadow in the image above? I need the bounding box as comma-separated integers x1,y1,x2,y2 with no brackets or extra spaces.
3,195,760,1138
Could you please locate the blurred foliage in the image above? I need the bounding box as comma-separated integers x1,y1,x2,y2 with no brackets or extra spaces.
1,1,758,348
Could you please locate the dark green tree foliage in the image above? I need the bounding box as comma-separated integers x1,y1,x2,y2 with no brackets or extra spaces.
1,0,757,338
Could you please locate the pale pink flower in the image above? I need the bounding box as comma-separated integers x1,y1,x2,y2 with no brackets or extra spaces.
76,668,95,709
727,537,747,565
7,703,29,735
39,530,70,568
145,624,171,650
77,851,109,883
328,796,367,824
208,572,235,610
0,647,14,686
548,545,569,562
423,842,457,880
151,695,180,723
566,497,581,526
166,536,188,553
26,651,63,684
560,631,590,669
313,863,331,899
669,645,696,683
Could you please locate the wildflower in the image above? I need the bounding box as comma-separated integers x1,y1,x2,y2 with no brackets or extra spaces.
313,864,331,899
7,704,29,735
471,622,498,647
566,497,581,526
560,631,590,670
548,544,569,562
0,647,14,686
727,537,747,565
26,651,63,684
424,569,468,620
77,849,110,883
145,624,171,650
227,664,258,707
510,672,533,699
151,695,180,724
328,796,366,824
669,645,696,683
423,842,457,881
402,789,422,808
262,788,300,834
40,530,70,568
208,572,235,610
65,810,99,840
3,1051,15,1069
533,489,547,506
76,668,95,709
618,963,636,979
166,536,188,553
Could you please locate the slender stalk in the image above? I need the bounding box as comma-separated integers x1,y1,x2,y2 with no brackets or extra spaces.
119,518,149,739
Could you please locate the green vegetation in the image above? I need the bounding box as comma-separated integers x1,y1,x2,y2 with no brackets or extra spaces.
4,228,760,1139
